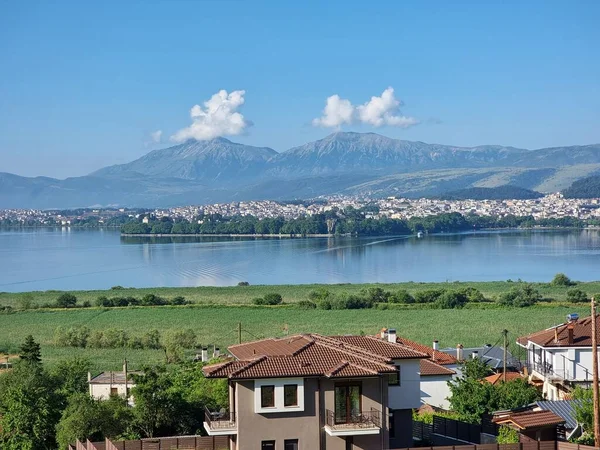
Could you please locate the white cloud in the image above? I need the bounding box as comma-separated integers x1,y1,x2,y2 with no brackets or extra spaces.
312,94,354,128
171,90,250,142
150,130,162,143
312,87,418,129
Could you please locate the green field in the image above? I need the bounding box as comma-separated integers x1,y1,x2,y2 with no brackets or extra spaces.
0,304,590,373
2,280,600,308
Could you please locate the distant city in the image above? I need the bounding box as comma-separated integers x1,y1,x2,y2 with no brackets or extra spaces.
2,193,600,227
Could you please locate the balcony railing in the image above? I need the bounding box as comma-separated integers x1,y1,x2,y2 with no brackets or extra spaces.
204,407,236,435
325,408,381,430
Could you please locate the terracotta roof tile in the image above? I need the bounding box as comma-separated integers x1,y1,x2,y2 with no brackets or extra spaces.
493,410,565,429
203,334,410,380
484,372,523,385
331,335,429,359
517,315,599,348
394,336,457,365
420,359,456,376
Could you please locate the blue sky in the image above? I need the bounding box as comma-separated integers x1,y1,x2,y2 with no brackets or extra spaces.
1,0,598,178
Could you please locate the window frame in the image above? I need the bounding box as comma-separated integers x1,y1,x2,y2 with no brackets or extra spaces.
261,440,276,450
261,385,276,408
284,384,298,407
254,378,305,413
388,365,401,386
284,439,299,450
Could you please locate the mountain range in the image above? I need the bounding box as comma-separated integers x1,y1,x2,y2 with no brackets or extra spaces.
2,132,600,209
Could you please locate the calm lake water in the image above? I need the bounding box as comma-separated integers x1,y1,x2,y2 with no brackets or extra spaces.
1,229,600,292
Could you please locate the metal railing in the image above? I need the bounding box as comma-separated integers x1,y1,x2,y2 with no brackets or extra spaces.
204,407,236,429
325,408,381,429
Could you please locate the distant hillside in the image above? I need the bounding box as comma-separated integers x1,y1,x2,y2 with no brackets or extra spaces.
1,132,600,208
439,185,544,201
563,175,600,198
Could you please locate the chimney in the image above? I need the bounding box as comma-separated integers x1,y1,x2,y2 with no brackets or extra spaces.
387,328,397,343
456,344,464,361
213,347,220,358
567,323,574,345
87,371,92,382
201,347,208,362
380,328,388,340
472,350,479,359
433,340,439,361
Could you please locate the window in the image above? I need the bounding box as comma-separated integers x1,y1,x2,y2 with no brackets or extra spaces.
261,385,275,408
335,383,361,424
284,439,298,450
261,441,275,450
284,384,298,407
110,387,119,396
388,366,400,386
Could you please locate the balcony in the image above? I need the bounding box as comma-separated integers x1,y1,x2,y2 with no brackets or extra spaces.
324,408,381,436
203,407,237,436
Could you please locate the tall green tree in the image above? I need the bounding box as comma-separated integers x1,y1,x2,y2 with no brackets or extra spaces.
19,335,42,364
0,362,61,450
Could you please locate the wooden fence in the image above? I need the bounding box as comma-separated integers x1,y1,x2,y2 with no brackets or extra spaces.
396,442,597,450
69,436,229,450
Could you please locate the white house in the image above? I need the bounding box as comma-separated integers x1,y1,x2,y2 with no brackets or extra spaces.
88,370,137,405
517,313,597,400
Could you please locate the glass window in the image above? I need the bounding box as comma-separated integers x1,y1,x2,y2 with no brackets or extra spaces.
335,384,361,424
261,385,275,408
284,384,298,407
388,366,400,386
261,441,275,450
110,387,119,395
284,439,299,450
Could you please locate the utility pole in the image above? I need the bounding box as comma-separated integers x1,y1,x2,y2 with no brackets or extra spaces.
591,297,600,447
238,322,242,345
502,329,508,382
123,359,129,400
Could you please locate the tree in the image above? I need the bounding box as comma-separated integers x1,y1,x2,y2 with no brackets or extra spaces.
573,386,593,432
19,335,42,364
461,357,492,380
498,284,541,307
435,290,469,309
551,273,575,286
56,293,77,308
51,357,93,399
0,362,61,450
567,288,589,303
390,290,414,304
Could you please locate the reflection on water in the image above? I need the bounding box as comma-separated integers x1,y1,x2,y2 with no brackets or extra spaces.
1,229,600,292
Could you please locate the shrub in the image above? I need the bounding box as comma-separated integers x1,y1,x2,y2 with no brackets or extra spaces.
551,273,575,286
237,281,250,286
330,293,372,310
141,330,162,349
111,285,125,290
414,289,446,304
567,288,589,303
317,298,332,310
499,284,541,307
308,288,332,302
435,291,469,309
361,287,391,304
389,290,414,304
56,293,77,308
96,296,111,307
459,287,486,303
141,293,167,306
252,297,268,305
168,329,197,349
253,293,283,306
297,300,317,310
170,296,187,305
17,294,34,310
82,300,91,308
497,425,520,444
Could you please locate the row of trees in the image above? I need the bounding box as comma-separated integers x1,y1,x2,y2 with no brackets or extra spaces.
0,336,228,449
121,211,591,236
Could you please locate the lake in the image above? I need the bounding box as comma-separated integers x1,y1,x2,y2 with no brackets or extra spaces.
1,228,600,292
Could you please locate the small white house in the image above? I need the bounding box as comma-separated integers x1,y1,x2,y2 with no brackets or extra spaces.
88,370,137,405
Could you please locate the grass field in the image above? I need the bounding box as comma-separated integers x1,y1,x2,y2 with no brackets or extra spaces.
0,304,590,373
2,280,600,308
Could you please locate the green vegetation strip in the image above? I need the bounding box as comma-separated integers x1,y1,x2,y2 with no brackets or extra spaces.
0,305,589,372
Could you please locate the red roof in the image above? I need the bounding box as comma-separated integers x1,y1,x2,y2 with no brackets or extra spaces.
493,410,565,429
517,315,600,348
205,334,425,380
484,372,523,385
420,359,456,377
394,336,458,365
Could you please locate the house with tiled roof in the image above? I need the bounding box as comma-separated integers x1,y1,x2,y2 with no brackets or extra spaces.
517,313,598,400
202,332,428,450
392,333,458,410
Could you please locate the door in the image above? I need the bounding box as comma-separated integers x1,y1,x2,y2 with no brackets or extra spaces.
335,384,361,424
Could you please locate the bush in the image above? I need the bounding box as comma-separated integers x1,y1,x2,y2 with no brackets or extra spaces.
168,329,197,349
96,296,111,307
390,290,414,304
330,293,372,310
56,293,77,308
459,287,486,303
297,300,317,309
253,293,283,306
361,287,391,304
497,425,520,444
308,288,332,302
82,300,91,308
170,296,187,305
435,291,469,309
414,289,446,304
499,284,542,307
551,273,575,286
237,281,250,286
566,288,589,303
141,294,167,306
317,298,332,310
